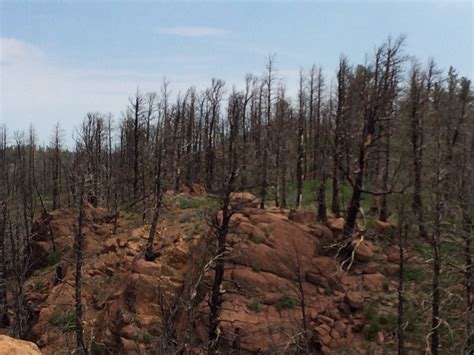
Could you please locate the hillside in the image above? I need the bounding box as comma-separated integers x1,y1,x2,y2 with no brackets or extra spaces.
0,188,429,354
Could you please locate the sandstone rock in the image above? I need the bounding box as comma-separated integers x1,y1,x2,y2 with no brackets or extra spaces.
321,345,331,354
317,314,334,326
0,335,41,355
305,272,329,288
331,328,341,340
230,192,259,208
101,239,117,254
345,291,364,310
384,264,399,276
133,259,162,277
333,320,346,335
375,220,396,234
352,239,374,262
168,246,188,269
387,247,400,262
288,210,317,224
362,262,379,274
362,272,386,292
327,217,345,232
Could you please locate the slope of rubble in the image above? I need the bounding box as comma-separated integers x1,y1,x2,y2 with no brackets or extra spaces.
17,188,408,354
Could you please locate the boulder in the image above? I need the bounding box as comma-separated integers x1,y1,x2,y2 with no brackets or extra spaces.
345,291,364,310
230,192,259,208
0,335,41,355
327,218,345,233
362,273,386,292
352,239,374,262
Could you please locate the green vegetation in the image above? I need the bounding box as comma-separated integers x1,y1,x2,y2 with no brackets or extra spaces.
267,322,277,334
142,332,151,344
324,285,334,296
363,302,397,340
33,279,45,290
47,250,62,266
174,195,217,210
247,298,262,313
276,293,297,310
250,233,262,244
261,226,270,237
286,178,373,215
404,265,424,282
251,262,261,272
48,309,76,332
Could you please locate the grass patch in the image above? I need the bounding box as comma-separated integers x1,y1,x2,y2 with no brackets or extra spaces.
175,196,217,210
247,298,262,313
286,178,369,211
276,294,297,310
250,233,262,244
48,309,76,332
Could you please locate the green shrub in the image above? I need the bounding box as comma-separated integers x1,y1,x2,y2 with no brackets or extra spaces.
364,302,377,322
324,285,334,296
47,250,62,266
176,196,217,210
363,302,398,340
142,332,151,344
262,226,270,237
404,266,424,282
276,294,297,310
363,321,381,340
48,309,76,332
251,263,261,273
33,280,45,290
250,234,262,244
378,313,397,330
247,298,262,313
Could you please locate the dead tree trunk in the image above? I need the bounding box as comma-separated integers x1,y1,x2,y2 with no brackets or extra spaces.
74,173,87,354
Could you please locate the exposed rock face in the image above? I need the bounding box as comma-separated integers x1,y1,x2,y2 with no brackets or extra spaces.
0,335,41,355
17,195,401,354
229,192,260,208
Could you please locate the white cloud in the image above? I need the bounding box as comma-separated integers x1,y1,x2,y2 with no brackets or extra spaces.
0,37,223,144
0,37,44,66
158,26,228,38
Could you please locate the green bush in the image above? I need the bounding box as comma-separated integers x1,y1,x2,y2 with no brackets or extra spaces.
251,263,261,273
324,285,334,296
47,250,62,266
363,321,381,340
247,298,262,313
250,234,262,244
262,226,270,237
48,309,76,332
276,294,297,310
142,332,151,344
33,280,45,290
363,302,398,340
404,265,424,282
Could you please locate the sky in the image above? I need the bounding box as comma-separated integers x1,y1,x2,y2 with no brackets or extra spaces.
1,0,473,144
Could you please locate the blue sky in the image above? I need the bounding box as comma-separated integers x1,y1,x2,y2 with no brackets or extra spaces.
1,0,472,143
